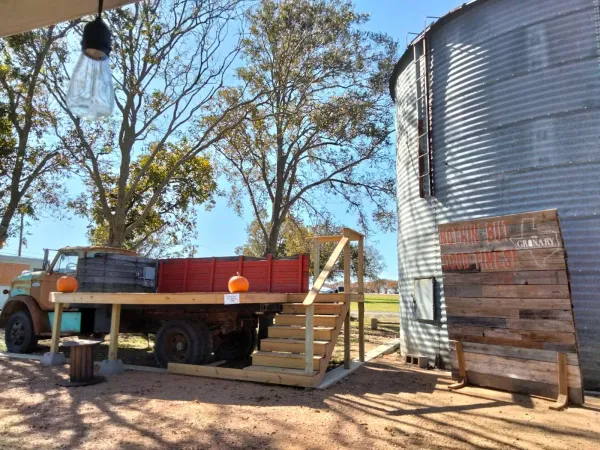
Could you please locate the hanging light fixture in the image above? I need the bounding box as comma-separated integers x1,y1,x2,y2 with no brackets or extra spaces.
66,0,114,120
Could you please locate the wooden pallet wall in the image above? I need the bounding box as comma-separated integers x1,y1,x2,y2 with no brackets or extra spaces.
439,209,584,404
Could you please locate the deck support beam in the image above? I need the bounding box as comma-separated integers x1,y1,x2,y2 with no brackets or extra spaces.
99,303,125,376
40,302,66,366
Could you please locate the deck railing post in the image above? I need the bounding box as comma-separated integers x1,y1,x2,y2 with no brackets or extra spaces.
358,236,365,362
305,239,320,374
343,239,351,369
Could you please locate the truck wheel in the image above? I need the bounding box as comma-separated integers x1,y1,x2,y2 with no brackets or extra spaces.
154,320,208,368
215,327,257,361
5,310,38,353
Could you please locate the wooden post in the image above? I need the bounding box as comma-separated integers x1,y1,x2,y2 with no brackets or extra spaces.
108,304,122,361
49,302,64,354
344,239,351,369
305,240,319,374
448,340,467,390
358,236,365,363
550,352,569,410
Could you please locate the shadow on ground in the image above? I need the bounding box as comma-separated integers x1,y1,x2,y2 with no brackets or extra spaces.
0,355,598,449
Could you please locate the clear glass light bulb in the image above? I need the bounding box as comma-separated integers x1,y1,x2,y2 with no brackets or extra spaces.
66,48,114,120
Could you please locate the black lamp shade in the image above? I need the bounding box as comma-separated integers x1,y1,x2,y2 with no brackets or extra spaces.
82,17,112,58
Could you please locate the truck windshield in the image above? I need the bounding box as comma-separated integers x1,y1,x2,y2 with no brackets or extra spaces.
53,253,79,274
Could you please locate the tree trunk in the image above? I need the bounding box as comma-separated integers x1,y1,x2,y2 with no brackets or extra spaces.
264,220,282,257
107,215,126,248
0,201,19,248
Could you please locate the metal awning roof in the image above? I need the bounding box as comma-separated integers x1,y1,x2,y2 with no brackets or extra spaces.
0,0,137,38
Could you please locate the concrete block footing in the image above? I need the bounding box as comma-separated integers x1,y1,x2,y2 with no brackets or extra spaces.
98,359,125,376
40,352,66,366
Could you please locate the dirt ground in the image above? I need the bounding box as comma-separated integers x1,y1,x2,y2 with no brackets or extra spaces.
0,354,598,450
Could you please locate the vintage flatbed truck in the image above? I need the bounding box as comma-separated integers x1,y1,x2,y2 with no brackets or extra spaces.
0,246,309,367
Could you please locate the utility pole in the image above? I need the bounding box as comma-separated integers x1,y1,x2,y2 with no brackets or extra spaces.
18,213,24,257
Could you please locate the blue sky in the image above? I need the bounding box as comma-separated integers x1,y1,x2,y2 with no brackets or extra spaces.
2,0,463,279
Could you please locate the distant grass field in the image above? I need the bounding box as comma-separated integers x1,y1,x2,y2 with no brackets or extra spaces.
351,293,399,313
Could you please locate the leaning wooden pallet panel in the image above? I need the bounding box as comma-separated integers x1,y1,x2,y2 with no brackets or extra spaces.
439,209,584,408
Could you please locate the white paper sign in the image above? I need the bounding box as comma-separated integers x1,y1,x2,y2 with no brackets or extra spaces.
224,293,240,305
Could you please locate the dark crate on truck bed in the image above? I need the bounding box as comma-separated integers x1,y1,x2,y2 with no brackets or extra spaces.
158,254,309,293
76,253,158,293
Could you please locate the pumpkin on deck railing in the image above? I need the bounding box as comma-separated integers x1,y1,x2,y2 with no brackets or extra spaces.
228,272,249,293
56,276,78,293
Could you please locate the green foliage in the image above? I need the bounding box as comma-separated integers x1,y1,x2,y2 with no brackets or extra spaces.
47,0,244,253
69,141,216,255
0,25,73,247
213,0,399,256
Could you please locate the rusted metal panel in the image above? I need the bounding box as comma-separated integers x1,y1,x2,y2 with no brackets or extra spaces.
393,0,600,388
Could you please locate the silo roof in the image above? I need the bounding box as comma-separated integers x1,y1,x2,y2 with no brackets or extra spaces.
389,0,490,101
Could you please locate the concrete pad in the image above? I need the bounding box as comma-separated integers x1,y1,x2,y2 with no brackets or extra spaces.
98,359,125,376
40,352,66,366
0,352,42,361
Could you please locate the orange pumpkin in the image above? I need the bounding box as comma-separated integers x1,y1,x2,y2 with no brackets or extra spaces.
228,272,249,293
56,276,78,293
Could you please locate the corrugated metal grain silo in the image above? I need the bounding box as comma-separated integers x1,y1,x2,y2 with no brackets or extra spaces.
390,0,600,389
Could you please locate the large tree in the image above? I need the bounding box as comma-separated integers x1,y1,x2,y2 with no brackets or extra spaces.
0,24,75,248
213,0,398,256
49,0,258,251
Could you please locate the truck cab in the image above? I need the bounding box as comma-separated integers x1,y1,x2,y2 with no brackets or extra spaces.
0,246,135,353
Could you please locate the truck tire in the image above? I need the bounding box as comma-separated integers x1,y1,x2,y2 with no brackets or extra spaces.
5,310,38,353
215,327,257,361
154,320,209,368
197,321,213,364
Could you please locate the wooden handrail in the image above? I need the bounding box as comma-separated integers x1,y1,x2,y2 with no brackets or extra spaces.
302,236,349,306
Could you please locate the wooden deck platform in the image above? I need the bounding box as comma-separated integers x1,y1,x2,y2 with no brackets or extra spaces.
50,292,361,305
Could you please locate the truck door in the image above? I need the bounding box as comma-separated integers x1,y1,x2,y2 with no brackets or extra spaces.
30,251,80,310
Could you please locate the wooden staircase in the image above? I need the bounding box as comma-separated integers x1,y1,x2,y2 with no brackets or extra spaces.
245,298,350,384
169,228,365,388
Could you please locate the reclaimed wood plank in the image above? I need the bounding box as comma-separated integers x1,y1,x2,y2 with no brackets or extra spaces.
438,210,557,233
463,353,582,388
464,371,584,405
507,319,575,333
443,271,568,286
446,306,521,318
521,330,576,344
447,316,507,328
445,285,570,299
440,230,563,254
449,335,546,349
445,297,572,310
441,248,566,273
518,310,573,321
450,341,579,365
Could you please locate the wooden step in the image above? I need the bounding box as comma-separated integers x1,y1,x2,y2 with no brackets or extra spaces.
244,365,318,376
282,303,343,314
268,325,334,340
260,338,329,356
276,314,338,327
169,363,320,387
252,351,322,370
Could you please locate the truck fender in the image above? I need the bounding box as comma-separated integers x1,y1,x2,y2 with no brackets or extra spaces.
0,296,49,335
